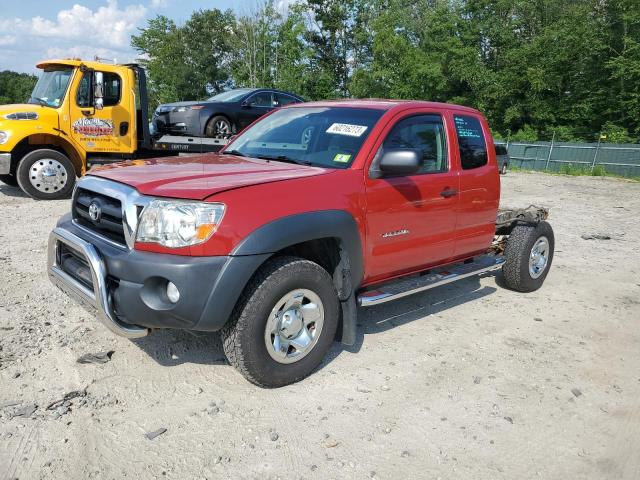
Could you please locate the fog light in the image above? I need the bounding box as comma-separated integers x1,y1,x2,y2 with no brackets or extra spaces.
166,282,180,303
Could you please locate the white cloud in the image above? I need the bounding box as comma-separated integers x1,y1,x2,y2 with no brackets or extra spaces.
0,1,148,72
0,35,16,46
27,1,146,48
150,0,169,8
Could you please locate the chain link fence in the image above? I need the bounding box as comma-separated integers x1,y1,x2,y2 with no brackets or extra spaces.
496,140,640,178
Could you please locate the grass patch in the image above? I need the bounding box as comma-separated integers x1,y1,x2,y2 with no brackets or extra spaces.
508,164,640,182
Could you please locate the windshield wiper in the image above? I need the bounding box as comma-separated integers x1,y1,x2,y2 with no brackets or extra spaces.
29,97,50,107
255,155,312,166
222,149,246,157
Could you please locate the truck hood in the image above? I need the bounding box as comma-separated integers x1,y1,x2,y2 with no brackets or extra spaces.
88,154,332,200
0,104,59,129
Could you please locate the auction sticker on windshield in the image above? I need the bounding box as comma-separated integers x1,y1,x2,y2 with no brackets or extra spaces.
326,123,368,137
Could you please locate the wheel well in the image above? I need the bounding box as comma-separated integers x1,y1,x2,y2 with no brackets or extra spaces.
11,135,83,176
275,238,342,279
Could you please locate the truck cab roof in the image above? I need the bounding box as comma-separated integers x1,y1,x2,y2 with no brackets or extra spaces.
290,98,482,115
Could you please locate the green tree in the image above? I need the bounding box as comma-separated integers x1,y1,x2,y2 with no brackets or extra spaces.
0,71,38,105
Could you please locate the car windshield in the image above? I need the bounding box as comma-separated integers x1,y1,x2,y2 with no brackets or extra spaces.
207,89,254,103
28,67,73,107
226,107,385,168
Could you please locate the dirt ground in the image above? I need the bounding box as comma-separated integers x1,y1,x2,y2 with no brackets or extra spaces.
0,171,639,480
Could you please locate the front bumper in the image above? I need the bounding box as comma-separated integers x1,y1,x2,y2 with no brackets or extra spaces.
0,153,11,175
47,216,269,337
152,111,201,136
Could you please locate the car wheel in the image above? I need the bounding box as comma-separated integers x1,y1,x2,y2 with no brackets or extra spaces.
205,116,233,138
500,163,508,175
16,149,76,200
502,221,554,292
0,174,18,187
222,256,340,388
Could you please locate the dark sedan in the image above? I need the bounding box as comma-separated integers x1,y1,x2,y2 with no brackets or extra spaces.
152,88,305,138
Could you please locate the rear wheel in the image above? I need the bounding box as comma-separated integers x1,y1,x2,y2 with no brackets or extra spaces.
222,256,339,388
205,115,233,138
502,221,554,292
16,149,76,200
0,174,18,187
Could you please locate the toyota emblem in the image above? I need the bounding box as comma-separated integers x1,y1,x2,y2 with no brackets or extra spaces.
88,202,102,222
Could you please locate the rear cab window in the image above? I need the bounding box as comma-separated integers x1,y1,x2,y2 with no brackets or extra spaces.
454,115,488,169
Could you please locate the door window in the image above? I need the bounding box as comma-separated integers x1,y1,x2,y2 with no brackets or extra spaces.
276,94,300,106
382,114,448,174
248,92,274,107
76,72,121,107
454,115,488,169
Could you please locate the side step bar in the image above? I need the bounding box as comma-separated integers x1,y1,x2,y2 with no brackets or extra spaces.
357,254,505,307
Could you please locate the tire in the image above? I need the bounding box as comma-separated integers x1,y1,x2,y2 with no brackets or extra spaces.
222,256,340,388
500,163,508,175
502,221,554,292
0,174,18,187
205,115,233,138
16,149,76,200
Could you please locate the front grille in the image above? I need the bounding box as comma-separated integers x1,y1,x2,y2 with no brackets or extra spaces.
73,188,126,246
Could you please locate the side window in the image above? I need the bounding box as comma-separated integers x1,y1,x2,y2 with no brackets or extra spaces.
102,73,121,106
76,72,121,108
454,115,487,169
382,114,448,174
248,92,273,107
277,94,299,106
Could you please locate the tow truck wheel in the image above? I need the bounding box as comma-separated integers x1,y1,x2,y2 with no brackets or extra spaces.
16,149,76,200
0,174,18,187
222,256,339,388
502,221,554,292
205,115,232,138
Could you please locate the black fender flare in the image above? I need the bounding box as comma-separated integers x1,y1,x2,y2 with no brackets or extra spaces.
232,210,364,289
195,210,362,344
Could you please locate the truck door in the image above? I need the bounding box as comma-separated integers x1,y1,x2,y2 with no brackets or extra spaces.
364,112,459,283
67,69,134,154
451,113,500,257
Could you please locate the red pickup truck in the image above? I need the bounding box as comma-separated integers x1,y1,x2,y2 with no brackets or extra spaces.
47,100,554,387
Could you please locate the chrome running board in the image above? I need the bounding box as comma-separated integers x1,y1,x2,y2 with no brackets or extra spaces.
358,254,505,307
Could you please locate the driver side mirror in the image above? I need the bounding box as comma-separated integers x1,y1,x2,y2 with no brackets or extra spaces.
93,71,104,110
377,149,422,176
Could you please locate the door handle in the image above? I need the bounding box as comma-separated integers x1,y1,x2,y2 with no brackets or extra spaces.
440,187,458,198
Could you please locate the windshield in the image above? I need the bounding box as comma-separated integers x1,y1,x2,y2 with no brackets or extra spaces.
28,67,73,107
207,89,254,103
227,107,385,168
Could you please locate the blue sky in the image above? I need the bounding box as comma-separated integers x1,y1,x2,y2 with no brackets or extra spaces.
0,0,265,73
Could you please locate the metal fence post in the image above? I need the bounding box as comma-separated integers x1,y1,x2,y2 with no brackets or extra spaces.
545,132,555,170
591,134,602,171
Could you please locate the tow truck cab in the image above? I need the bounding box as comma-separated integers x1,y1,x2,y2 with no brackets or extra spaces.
0,59,224,200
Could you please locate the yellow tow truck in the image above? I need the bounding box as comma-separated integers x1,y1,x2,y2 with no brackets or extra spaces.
0,59,227,199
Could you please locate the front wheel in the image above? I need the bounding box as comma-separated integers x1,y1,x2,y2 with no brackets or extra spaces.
502,221,554,292
16,149,76,200
222,256,339,388
205,115,233,138
500,163,508,175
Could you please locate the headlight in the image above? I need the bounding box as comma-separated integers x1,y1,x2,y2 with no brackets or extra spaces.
0,131,8,145
136,200,225,248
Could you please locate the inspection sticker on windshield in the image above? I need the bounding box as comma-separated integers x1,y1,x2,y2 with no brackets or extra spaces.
333,153,352,163
326,123,368,137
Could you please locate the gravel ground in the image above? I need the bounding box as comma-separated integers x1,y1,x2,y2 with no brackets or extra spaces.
0,172,639,480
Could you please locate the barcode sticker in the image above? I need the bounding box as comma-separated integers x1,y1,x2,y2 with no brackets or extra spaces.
326,123,368,137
